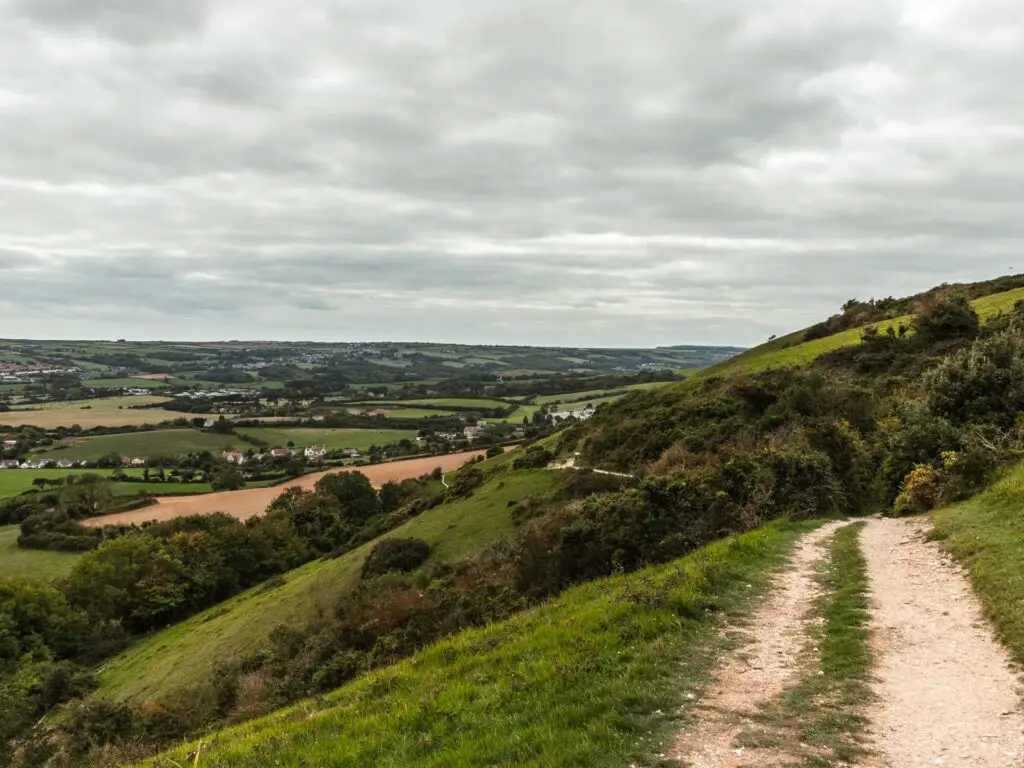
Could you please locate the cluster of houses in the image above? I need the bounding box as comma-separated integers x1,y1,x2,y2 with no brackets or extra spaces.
221,445,359,466
1,458,89,470
0,363,81,383
549,406,597,422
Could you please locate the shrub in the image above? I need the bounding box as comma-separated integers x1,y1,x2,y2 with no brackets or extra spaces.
361,538,431,579
913,293,980,342
485,445,504,459
892,465,942,517
512,446,553,469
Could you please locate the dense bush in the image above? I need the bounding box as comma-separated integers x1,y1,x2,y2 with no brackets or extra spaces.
360,538,431,579
892,465,942,517
511,446,553,469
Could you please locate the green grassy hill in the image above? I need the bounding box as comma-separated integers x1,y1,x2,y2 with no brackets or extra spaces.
708,285,1024,377
0,525,81,580
146,520,816,768
97,469,563,702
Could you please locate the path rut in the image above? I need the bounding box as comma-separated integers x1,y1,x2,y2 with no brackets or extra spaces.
862,516,1024,767
668,520,848,766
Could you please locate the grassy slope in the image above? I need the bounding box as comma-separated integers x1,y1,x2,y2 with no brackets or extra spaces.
0,525,81,580
708,286,1024,377
235,427,418,451
146,520,818,768
97,469,563,702
932,460,1024,663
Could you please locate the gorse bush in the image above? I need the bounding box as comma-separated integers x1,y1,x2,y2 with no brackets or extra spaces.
892,465,943,517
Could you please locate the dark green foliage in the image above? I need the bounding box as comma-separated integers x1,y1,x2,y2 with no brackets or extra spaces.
447,465,485,498
925,328,1024,427
361,538,431,579
511,445,553,469
913,293,980,342
210,466,245,491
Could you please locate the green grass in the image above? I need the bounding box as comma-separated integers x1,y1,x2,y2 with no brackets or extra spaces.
741,522,873,765
0,468,224,502
33,429,241,462
0,525,81,580
84,378,172,389
376,408,453,420
145,520,818,768
97,470,565,702
359,398,511,410
932,460,1024,664
235,428,419,451
709,286,1024,377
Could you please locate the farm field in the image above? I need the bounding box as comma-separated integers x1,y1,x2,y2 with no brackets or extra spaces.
83,378,171,389
33,428,241,462
0,525,81,580
82,448,495,527
235,428,419,451
97,468,562,702
0,468,223,502
0,396,197,428
358,397,511,410
376,408,454,420
709,285,1024,377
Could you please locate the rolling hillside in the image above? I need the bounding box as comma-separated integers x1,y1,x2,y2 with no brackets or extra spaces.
706,285,1024,377
97,469,563,702
146,520,815,768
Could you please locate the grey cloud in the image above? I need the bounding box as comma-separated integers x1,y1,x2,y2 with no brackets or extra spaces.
0,0,1021,346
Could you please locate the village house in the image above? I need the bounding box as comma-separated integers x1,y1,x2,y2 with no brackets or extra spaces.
56,459,75,469
0,460,20,469
222,451,246,465
203,418,216,428
463,425,484,441
304,445,327,461
2,439,17,449
271,447,293,458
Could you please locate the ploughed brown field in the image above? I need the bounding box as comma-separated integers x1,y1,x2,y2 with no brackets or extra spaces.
82,450,490,528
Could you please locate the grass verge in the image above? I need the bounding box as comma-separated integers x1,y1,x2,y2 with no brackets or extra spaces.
740,522,874,766
931,461,1024,663
145,520,820,768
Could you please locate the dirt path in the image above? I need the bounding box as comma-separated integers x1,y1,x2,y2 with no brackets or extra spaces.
862,516,1024,767
82,449,488,527
669,520,848,766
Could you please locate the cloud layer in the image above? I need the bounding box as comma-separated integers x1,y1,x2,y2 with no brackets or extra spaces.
1,0,1021,345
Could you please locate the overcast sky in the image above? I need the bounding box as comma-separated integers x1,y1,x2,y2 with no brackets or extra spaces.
0,0,1021,347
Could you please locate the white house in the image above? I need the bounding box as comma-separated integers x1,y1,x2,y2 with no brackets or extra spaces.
463,425,484,441
0,460,20,469
304,445,327,461
271,447,293,458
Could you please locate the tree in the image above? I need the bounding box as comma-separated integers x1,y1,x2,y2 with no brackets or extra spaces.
314,472,381,524
211,467,245,491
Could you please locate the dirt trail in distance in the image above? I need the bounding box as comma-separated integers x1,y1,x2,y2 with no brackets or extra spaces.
668,520,848,767
82,449,488,527
862,516,1024,768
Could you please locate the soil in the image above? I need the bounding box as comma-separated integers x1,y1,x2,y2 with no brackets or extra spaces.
668,520,848,766
862,516,1024,767
82,449,489,527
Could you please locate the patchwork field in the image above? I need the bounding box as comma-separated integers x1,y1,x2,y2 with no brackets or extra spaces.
83,378,171,389
97,469,562,702
235,428,419,451
82,448,494,527
0,396,193,428
0,525,81,580
33,429,241,461
0,468,222,502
